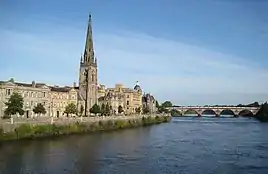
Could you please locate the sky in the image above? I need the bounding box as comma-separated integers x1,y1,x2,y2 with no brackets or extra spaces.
0,0,268,105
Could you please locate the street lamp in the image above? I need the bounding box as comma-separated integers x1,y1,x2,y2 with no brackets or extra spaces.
84,68,89,117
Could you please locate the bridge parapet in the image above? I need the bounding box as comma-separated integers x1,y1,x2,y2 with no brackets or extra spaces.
167,106,260,116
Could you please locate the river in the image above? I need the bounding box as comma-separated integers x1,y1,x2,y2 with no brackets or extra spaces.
0,117,268,174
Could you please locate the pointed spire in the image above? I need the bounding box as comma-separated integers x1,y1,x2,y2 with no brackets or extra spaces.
83,13,94,64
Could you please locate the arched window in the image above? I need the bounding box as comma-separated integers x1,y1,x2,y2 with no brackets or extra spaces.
92,74,94,82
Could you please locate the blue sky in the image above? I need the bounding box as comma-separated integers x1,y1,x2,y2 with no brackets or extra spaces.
1,0,268,105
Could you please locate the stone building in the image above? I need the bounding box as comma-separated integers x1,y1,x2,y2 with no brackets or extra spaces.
142,93,157,114
98,82,143,115
0,79,51,118
49,84,77,117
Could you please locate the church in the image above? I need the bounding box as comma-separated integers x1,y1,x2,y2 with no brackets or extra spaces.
0,14,156,117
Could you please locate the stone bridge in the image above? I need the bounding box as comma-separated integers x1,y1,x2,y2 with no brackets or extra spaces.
167,106,260,117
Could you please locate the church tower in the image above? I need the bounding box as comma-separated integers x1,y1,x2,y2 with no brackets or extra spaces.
78,14,98,115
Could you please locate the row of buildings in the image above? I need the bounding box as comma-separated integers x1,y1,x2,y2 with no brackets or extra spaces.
0,14,157,118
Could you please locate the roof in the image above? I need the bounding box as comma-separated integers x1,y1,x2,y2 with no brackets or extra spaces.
134,84,141,90
50,86,71,92
142,93,155,102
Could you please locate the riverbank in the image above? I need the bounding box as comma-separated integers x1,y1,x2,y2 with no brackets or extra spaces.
0,115,171,142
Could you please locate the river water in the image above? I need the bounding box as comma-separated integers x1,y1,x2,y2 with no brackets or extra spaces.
0,117,268,174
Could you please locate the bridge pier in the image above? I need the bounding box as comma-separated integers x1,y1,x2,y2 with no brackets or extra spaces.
215,114,220,117
197,114,201,117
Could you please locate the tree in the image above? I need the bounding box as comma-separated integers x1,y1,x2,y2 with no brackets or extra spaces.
155,100,160,108
161,101,173,108
118,105,123,114
158,106,169,114
64,103,77,116
105,103,110,116
4,92,24,117
79,104,84,116
256,102,268,122
135,107,141,114
33,103,46,115
101,103,105,116
90,103,101,115
171,109,182,117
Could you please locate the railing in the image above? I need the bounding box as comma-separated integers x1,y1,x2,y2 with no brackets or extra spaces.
168,106,260,110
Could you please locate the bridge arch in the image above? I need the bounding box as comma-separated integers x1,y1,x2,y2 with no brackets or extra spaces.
238,109,254,116
201,109,217,116
184,109,200,116
219,109,236,117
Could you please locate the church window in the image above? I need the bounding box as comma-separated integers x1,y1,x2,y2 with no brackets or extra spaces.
91,74,94,82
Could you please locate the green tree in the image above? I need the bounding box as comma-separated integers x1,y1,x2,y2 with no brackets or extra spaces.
90,103,101,115
79,104,84,116
158,106,169,114
101,103,106,116
256,102,268,122
161,101,173,108
155,100,160,108
4,92,24,117
170,109,182,117
105,103,110,116
33,103,46,115
64,103,77,116
118,105,123,114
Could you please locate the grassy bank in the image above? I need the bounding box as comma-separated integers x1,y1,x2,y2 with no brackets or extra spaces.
0,116,171,142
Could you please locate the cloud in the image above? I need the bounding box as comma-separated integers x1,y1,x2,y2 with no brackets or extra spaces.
1,23,268,105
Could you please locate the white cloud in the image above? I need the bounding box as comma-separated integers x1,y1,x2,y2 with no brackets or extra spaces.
1,23,268,105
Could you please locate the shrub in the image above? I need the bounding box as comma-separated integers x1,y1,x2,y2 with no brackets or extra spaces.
15,124,34,139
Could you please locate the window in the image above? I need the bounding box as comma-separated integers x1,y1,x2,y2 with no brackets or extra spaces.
5,89,11,96
127,101,129,105
127,95,129,98
92,74,94,82
31,101,33,106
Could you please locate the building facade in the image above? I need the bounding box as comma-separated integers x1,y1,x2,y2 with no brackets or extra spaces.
98,83,143,115
0,79,50,117
0,79,78,118
142,93,157,114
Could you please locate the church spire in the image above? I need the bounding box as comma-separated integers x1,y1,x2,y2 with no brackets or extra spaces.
83,13,95,64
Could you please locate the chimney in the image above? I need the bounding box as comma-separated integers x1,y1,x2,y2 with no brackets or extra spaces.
73,82,77,88
32,81,36,88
